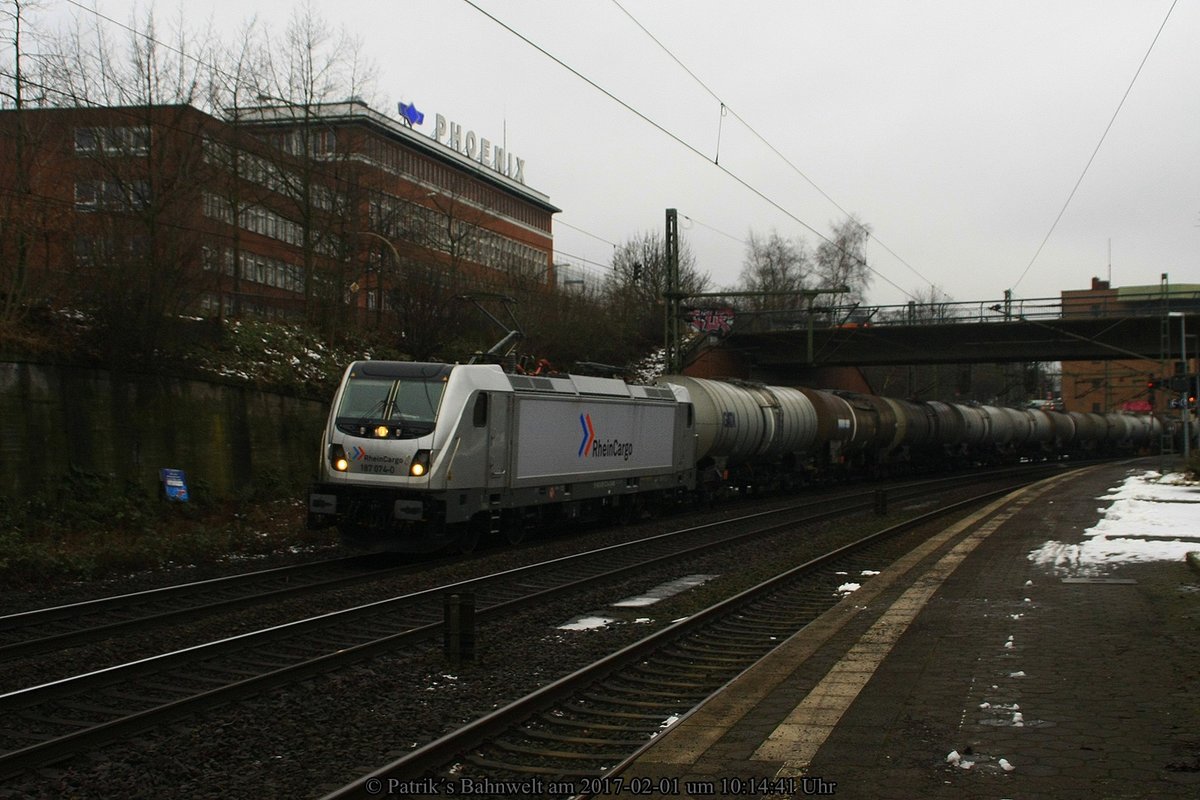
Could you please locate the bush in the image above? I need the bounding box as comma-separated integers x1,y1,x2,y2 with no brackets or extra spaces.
0,468,333,588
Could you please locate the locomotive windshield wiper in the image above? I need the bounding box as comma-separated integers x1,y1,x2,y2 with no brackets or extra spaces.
354,397,389,425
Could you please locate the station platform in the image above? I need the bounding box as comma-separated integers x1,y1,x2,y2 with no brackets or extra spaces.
611,459,1200,799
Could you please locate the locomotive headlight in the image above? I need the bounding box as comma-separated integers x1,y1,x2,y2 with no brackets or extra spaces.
329,443,350,472
409,449,431,477
374,425,390,438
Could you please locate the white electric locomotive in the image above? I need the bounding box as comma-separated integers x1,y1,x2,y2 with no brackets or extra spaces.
307,361,695,551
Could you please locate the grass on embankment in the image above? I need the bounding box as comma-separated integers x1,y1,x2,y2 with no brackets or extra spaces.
0,467,336,591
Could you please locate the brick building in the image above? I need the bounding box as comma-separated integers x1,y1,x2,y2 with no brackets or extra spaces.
1060,277,1200,414
0,100,559,327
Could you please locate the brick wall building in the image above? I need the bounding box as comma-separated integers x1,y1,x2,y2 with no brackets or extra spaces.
0,100,559,329
1060,277,1200,414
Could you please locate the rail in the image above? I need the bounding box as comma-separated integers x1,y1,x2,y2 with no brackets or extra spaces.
321,469,1073,798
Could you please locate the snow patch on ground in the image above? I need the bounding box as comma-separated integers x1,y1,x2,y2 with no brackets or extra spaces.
612,574,719,607
1028,469,1200,575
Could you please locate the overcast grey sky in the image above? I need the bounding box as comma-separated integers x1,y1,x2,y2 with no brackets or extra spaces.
34,1,1200,306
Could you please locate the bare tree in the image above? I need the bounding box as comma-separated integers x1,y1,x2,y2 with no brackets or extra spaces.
606,230,707,358
251,2,378,334
738,229,811,311
381,217,478,361
199,17,273,319
520,279,623,369
38,5,217,360
0,0,36,323
370,176,513,360
903,283,958,324
610,230,706,305
814,215,872,306
0,0,64,323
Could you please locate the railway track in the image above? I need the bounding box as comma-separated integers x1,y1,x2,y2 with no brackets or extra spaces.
0,465,1069,782
0,465,1036,671
320,468,1081,799
0,554,411,659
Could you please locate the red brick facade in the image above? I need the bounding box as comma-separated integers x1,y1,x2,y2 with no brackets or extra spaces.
1060,277,1198,414
0,101,559,323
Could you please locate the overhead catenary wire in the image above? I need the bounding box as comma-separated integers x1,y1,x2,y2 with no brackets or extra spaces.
679,214,746,247
460,0,914,300
609,0,935,294
1011,0,1180,295
553,218,617,248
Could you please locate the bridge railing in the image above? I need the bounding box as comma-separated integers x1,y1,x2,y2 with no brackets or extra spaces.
724,290,1200,335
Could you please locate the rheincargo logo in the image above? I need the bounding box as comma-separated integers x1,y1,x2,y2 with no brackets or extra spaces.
578,413,634,461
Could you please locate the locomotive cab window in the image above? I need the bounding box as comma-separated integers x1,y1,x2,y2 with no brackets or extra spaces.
472,393,488,427
335,373,446,439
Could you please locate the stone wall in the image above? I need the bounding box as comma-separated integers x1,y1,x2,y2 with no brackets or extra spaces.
0,362,329,501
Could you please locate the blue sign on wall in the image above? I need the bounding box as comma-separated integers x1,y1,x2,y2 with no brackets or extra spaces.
159,468,189,502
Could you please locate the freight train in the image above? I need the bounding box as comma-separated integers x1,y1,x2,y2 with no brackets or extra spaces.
307,361,1166,552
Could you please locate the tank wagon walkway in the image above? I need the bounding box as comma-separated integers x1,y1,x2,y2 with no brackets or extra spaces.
609,459,1200,799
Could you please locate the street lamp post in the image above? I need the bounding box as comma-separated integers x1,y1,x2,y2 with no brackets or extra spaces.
1169,312,1190,463
356,231,401,327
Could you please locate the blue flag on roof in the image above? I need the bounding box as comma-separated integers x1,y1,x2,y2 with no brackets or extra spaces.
398,101,425,127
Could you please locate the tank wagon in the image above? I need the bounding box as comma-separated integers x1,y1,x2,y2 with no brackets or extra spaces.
309,362,1167,552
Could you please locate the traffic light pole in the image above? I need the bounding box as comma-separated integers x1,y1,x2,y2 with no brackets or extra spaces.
1181,314,1191,464
1169,312,1190,463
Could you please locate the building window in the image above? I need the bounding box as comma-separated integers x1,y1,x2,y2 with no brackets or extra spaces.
74,181,98,210
74,126,151,156
74,236,98,267
232,250,304,294
75,179,152,211
199,293,220,313
74,128,99,153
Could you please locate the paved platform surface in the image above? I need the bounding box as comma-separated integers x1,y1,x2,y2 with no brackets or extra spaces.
613,460,1200,799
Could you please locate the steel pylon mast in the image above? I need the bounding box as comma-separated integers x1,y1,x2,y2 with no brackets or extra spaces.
663,209,682,374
